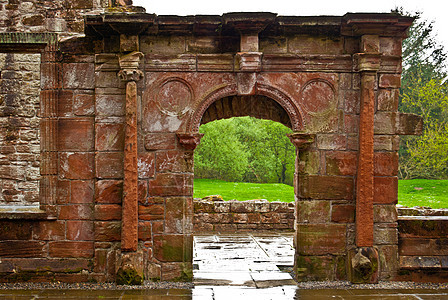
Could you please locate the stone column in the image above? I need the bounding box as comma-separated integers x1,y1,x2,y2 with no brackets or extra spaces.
350,35,381,283
116,51,144,285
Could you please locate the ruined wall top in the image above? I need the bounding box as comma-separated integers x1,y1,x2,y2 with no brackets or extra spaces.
84,12,413,38
0,0,128,37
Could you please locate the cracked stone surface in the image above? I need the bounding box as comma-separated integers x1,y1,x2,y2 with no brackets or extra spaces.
193,232,297,298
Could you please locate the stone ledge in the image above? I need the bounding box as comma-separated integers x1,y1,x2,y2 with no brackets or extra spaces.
0,206,55,220
193,199,294,233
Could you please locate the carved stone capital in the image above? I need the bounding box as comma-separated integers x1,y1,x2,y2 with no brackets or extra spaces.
287,132,315,149
176,133,204,150
118,69,144,82
118,51,144,82
236,52,262,72
354,53,381,73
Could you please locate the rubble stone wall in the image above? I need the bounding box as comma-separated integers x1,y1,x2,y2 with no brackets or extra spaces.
0,0,108,36
0,53,41,206
193,200,295,232
396,207,448,282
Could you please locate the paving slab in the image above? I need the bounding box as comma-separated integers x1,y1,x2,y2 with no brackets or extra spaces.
193,232,297,298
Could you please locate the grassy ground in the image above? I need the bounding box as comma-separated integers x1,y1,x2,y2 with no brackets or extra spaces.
193,179,295,202
194,178,448,208
398,179,448,209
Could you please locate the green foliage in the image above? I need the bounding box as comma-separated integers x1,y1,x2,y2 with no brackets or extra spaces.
400,78,448,179
398,179,448,208
194,117,295,185
398,9,448,179
193,179,294,202
195,118,249,182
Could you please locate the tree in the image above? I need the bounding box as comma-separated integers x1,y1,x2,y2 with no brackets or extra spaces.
194,119,249,182
398,9,448,179
194,116,296,185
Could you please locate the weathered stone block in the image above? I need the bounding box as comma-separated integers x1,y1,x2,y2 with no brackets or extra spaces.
230,201,255,213
58,90,74,116
374,176,398,204
70,180,94,204
316,134,347,151
95,123,124,151
214,202,231,213
374,111,397,135
165,197,185,234
0,241,46,258
374,152,398,176
399,238,448,256
379,74,401,88
95,180,123,204
374,135,400,151
0,221,33,240
138,152,155,179
377,88,399,111
139,204,164,221
377,245,398,279
254,202,270,213
295,255,341,281
95,94,125,117
94,221,121,242
138,221,152,241
374,204,398,223
63,63,94,89
144,133,177,150
299,175,354,200
74,94,94,116
374,224,398,245
58,118,94,151
59,152,94,180
398,217,448,238
380,37,402,56
148,174,193,197
49,241,94,258
66,220,94,241
325,151,357,176
343,114,359,134
153,234,192,262
331,203,355,223
288,36,344,55
59,204,93,220
396,113,423,135
95,204,122,221
95,152,124,179
342,90,360,114
296,200,330,223
32,221,65,241
296,224,346,255
155,150,188,173
298,151,320,175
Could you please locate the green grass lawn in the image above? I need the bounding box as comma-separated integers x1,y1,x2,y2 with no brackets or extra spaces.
193,179,295,202
398,179,448,209
194,178,448,208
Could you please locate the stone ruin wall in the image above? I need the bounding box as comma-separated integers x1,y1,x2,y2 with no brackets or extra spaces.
0,0,109,209
0,0,108,35
0,53,41,207
193,199,295,232
0,0,429,284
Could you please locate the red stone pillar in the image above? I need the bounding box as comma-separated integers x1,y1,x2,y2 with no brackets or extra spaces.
350,35,381,283
355,38,381,247
118,52,144,252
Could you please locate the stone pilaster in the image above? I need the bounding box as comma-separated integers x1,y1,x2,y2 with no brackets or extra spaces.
352,35,381,283
118,51,144,253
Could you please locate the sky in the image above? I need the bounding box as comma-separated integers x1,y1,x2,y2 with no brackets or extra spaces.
132,0,448,50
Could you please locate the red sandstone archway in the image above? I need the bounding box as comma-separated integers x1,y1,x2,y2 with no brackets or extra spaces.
185,83,304,134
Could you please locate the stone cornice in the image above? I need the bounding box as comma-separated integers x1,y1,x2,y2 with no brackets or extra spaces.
85,12,413,38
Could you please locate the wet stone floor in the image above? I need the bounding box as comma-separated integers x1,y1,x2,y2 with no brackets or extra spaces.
1,233,448,299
